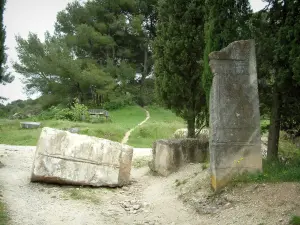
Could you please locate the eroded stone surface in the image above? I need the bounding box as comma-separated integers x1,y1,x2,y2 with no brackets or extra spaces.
149,139,208,176
31,127,133,187
209,40,262,191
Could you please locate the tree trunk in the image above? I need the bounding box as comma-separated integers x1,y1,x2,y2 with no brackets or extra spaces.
187,116,195,138
139,44,148,107
267,86,281,161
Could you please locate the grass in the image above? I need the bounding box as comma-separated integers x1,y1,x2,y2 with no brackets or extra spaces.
62,187,115,204
0,199,9,225
0,106,146,146
132,156,151,168
290,216,300,225
0,105,185,147
127,105,185,147
233,159,300,183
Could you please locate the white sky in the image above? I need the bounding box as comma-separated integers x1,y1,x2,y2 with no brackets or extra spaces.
0,0,267,103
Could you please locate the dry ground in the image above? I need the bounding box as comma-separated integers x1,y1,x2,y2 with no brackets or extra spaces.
0,144,300,225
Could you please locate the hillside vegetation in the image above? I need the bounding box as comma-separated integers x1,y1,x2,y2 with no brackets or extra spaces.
0,105,185,147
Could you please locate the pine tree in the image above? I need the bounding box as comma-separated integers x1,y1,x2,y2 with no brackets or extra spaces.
154,0,206,137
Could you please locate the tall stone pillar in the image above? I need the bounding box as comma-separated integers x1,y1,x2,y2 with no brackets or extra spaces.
209,40,262,191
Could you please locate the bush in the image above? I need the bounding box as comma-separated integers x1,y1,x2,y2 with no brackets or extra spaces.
71,103,90,121
36,104,90,122
103,95,134,110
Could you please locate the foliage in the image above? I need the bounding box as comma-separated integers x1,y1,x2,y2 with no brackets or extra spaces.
0,0,6,81
0,198,9,225
71,103,90,121
290,216,300,225
252,1,300,160
233,137,300,183
202,0,252,102
14,0,158,107
153,0,206,137
0,0,14,87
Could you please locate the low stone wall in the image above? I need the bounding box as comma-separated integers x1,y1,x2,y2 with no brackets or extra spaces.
149,139,208,176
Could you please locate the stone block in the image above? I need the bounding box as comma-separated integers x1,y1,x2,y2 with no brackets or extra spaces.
20,122,41,129
31,127,133,187
209,40,262,191
149,139,208,176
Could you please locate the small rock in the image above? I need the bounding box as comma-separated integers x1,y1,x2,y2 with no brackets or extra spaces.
133,204,141,210
132,210,138,214
130,200,137,204
122,186,129,191
51,195,56,198
279,219,283,222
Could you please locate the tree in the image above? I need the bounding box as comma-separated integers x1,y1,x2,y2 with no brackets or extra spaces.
154,0,206,137
14,32,115,105
54,0,157,106
202,0,252,103
0,0,14,102
0,0,6,81
253,0,300,161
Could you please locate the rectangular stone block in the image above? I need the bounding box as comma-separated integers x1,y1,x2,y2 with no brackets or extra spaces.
149,139,208,176
31,127,133,187
209,40,262,191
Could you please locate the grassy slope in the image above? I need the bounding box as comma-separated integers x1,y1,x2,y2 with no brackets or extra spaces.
0,105,185,147
127,106,185,147
0,106,146,146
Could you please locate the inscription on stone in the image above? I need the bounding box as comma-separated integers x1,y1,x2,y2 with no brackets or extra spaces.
209,40,262,191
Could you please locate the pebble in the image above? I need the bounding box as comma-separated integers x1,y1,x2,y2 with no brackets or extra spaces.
133,204,141,210
122,186,129,191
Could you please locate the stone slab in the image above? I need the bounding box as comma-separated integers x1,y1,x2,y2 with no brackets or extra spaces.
209,40,262,191
31,127,133,187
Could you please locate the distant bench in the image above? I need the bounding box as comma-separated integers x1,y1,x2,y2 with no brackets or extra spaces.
88,109,109,120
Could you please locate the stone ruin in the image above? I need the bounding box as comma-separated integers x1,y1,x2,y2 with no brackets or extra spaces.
209,39,262,191
31,127,133,187
149,139,208,176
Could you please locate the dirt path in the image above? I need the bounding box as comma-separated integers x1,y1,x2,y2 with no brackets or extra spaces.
1,144,300,225
0,144,201,225
121,108,150,144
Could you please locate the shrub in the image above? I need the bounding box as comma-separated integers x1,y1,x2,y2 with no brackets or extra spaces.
103,95,134,110
71,103,90,121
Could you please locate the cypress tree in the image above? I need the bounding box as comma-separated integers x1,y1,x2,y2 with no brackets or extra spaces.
202,0,252,102
154,0,206,137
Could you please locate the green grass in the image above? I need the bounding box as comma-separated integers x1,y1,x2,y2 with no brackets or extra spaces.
62,187,114,204
132,156,151,168
0,106,146,146
233,159,300,183
0,199,9,225
127,106,185,147
0,105,184,148
290,216,300,225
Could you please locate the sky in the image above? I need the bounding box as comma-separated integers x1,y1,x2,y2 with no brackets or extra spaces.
0,0,268,104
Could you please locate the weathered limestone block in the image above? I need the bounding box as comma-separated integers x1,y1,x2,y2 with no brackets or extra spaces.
31,127,133,187
149,139,208,176
209,40,262,191
20,122,41,129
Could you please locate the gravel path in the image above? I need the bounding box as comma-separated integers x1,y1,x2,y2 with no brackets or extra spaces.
121,108,150,144
0,144,201,225
1,144,300,225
